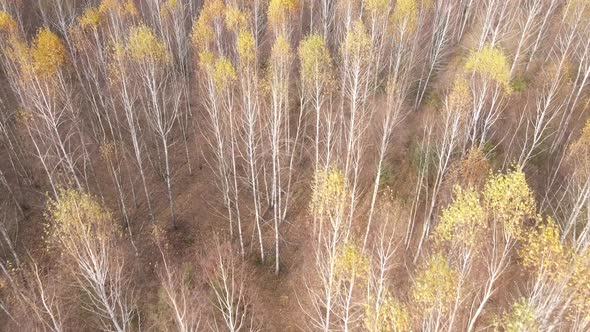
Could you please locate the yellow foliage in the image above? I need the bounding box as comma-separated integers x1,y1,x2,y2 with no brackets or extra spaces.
99,141,122,162
163,0,179,12
391,0,417,33
0,10,17,34
412,253,458,311
447,77,471,114
268,0,299,30
465,44,512,92
568,251,590,322
498,298,540,332
98,0,119,14
30,27,68,78
78,7,101,29
365,0,389,15
5,37,31,77
191,18,214,51
191,0,226,51
298,34,332,85
198,50,215,70
127,24,170,64
123,0,139,17
271,34,292,61
342,20,372,60
160,0,179,19
520,216,568,279
46,188,115,251
98,0,138,18
435,186,486,248
236,31,255,63
334,242,369,280
270,34,292,87
225,5,249,31
483,169,536,238
310,167,348,216
110,40,127,63
212,57,237,90
365,293,411,332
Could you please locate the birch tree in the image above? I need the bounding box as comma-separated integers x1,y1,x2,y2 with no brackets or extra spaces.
46,189,135,332
127,24,180,228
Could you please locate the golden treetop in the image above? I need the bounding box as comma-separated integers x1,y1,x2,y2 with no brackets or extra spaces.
0,10,17,34
212,57,237,90
498,298,540,332
298,34,332,85
334,241,369,280
341,20,372,60
225,5,249,32
98,0,119,14
519,216,568,280
568,250,590,322
465,44,512,92
435,186,486,249
271,34,292,66
483,169,536,238
30,27,68,79
364,293,410,332
46,188,115,251
447,77,472,115
122,0,139,17
191,0,226,51
310,167,348,216
161,0,179,15
236,30,255,63
127,24,170,64
99,141,123,162
198,50,215,71
391,0,418,33
268,0,299,30
5,37,30,75
78,6,102,29
98,0,138,18
412,253,459,311
365,0,389,16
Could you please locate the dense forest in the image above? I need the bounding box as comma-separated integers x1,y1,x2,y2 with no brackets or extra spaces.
0,0,589,330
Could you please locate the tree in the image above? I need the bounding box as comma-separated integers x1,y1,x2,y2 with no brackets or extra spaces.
46,189,135,332
464,44,512,149
127,24,180,228
434,186,486,330
340,20,373,227
519,216,571,329
496,298,540,332
266,34,298,274
412,253,459,331
414,78,471,259
306,167,351,331
235,28,265,261
299,33,333,175
154,226,203,332
6,27,87,195
204,239,258,332
267,0,299,38
561,120,590,251
467,169,536,331
364,78,408,250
